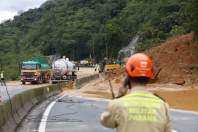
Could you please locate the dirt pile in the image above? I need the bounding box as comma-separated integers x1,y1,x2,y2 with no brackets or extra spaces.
154,88,198,111
146,34,198,85
76,74,122,99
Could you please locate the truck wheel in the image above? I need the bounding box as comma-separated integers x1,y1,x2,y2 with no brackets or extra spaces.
36,77,42,84
22,81,25,85
72,75,77,81
46,75,50,83
62,75,67,80
39,78,42,84
72,72,75,76
42,76,44,83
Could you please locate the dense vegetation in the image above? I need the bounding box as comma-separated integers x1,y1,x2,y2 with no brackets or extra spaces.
0,0,197,80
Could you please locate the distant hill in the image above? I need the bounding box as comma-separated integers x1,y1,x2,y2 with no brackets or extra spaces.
0,0,195,80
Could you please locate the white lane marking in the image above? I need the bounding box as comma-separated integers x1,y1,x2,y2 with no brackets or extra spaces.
38,101,56,132
38,95,65,132
173,130,178,132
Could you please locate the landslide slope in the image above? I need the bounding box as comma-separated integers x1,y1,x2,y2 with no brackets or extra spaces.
146,34,198,85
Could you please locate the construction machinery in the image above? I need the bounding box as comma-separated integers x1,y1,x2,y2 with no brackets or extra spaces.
20,60,50,84
104,64,121,74
99,57,122,74
51,58,77,83
102,48,131,74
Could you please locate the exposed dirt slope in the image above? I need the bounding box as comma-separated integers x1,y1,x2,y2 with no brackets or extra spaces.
146,34,198,85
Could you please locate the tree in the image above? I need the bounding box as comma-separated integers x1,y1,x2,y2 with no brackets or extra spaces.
0,0,194,79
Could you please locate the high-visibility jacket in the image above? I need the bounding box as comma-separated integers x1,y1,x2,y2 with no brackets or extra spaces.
0,72,3,80
100,88,172,132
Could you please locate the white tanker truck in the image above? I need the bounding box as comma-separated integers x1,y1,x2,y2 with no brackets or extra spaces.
51,58,77,83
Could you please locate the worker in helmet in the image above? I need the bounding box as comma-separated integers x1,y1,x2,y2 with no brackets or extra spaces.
100,53,172,132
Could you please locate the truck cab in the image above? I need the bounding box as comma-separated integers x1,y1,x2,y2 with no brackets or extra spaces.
21,61,50,84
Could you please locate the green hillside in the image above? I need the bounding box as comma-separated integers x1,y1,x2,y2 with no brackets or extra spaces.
0,0,197,80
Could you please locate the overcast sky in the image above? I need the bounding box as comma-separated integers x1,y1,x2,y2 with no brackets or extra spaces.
0,0,48,23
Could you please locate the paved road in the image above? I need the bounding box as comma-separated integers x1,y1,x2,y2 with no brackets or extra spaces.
43,96,112,132
0,67,96,101
24,95,197,132
170,110,198,132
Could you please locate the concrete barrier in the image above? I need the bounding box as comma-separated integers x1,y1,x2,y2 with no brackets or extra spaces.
0,83,64,132
0,74,99,132
75,74,99,89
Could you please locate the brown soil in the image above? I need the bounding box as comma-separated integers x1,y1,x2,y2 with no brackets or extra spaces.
146,33,198,85
153,88,198,111
62,74,121,99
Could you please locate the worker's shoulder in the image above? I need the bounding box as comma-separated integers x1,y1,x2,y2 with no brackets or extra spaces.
121,91,166,104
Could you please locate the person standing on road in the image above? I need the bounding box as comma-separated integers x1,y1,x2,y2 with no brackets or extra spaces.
94,63,99,72
100,53,172,132
0,71,4,80
0,71,4,86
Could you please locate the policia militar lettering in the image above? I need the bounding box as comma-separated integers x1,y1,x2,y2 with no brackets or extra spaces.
100,53,172,132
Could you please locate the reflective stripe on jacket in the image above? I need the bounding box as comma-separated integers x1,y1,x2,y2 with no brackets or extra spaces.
100,90,172,132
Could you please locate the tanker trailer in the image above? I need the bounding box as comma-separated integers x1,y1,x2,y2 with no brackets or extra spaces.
51,58,77,83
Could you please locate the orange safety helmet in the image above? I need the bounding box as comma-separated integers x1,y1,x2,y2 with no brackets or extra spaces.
126,53,153,78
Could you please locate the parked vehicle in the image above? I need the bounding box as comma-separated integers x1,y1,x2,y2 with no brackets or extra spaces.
51,58,77,83
20,60,50,84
